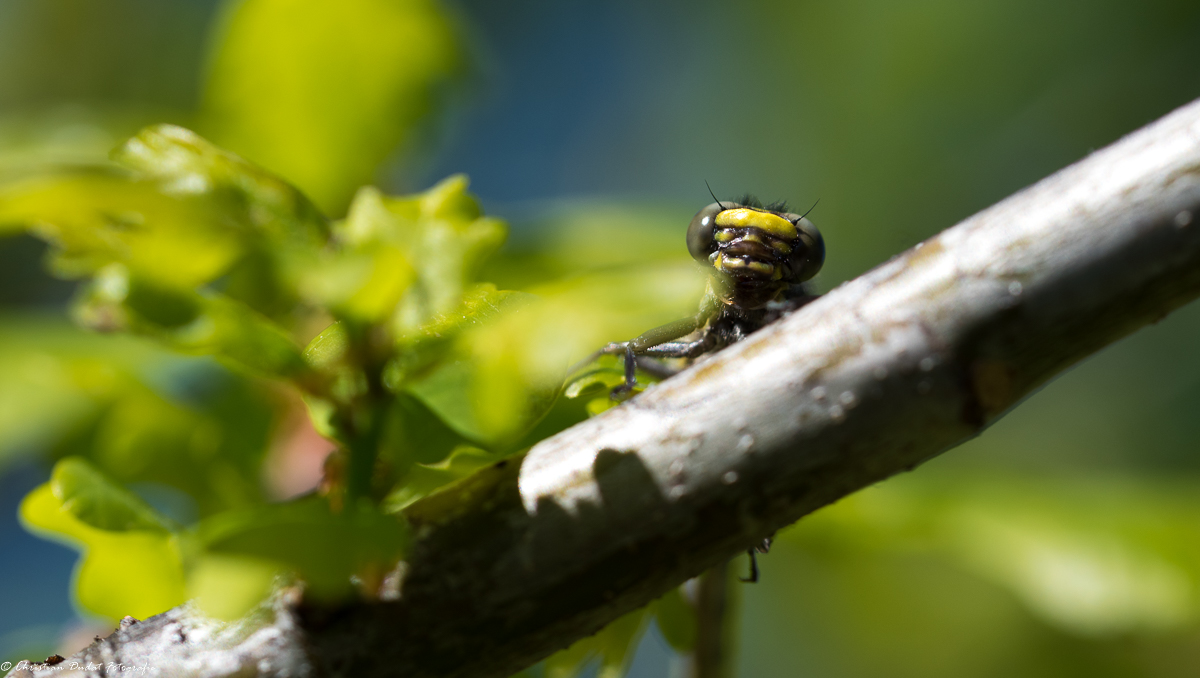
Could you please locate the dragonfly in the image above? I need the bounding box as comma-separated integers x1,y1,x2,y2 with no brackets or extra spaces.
572,189,825,581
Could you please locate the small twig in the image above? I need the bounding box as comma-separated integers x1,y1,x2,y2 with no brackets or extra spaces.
691,562,730,678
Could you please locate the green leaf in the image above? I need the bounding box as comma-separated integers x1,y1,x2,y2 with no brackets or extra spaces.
302,321,370,406
344,178,507,333
19,462,186,621
74,266,309,380
384,285,521,388
0,315,161,469
403,287,562,447
296,177,506,343
113,124,330,250
197,495,409,600
0,125,340,324
544,608,650,678
380,393,473,467
381,444,497,512
0,315,277,515
202,0,464,212
50,457,174,532
303,320,352,372
652,586,697,652
0,168,241,287
289,240,416,322
564,365,625,400
113,124,335,319
188,554,281,621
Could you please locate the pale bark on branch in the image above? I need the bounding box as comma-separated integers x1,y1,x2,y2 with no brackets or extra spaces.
12,98,1200,678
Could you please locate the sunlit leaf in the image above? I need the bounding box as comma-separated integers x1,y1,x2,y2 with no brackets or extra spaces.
345,178,507,334
189,553,281,621
0,315,275,515
564,366,625,400
289,241,416,322
50,457,174,532
19,463,185,621
114,124,333,319
379,394,472,468
114,124,329,249
403,287,561,446
197,495,409,600
202,0,463,212
0,168,240,287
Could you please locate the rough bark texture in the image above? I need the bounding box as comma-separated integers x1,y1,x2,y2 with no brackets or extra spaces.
11,98,1200,678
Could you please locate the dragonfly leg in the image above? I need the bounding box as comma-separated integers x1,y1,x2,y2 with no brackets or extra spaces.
574,303,717,399
611,335,715,397
739,549,760,583
739,537,773,584
633,356,681,380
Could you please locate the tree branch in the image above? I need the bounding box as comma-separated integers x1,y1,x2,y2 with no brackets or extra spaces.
12,98,1200,678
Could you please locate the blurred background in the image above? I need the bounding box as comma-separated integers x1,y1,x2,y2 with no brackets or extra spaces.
3,0,1200,676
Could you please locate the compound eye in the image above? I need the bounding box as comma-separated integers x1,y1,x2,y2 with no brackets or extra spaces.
686,202,727,263
786,216,825,282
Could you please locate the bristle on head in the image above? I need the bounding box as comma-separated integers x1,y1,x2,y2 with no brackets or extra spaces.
731,194,789,212
735,193,763,209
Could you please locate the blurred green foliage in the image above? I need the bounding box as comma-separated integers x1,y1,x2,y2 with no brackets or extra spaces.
2,0,1200,677
0,1,697,649
2,123,565,622
0,0,513,629
739,471,1200,678
202,0,462,213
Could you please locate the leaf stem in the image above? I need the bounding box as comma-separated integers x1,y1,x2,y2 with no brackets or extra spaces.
339,321,392,505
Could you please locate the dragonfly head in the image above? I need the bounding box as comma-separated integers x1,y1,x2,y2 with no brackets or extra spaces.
686,198,824,294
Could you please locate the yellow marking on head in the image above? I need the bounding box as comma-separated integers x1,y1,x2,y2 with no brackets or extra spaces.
769,240,792,254
718,254,745,271
746,261,774,276
714,252,778,278
715,208,797,239
715,229,736,243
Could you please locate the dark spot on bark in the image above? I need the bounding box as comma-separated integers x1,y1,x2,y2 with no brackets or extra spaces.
45,655,65,665
965,358,1017,425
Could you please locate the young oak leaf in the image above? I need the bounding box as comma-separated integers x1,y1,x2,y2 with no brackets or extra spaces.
74,265,310,381
402,286,563,448
19,457,186,621
343,177,507,334
0,167,241,288
113,124,330,250
113,124,335,320
194,495,409,611
381,444,497,512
